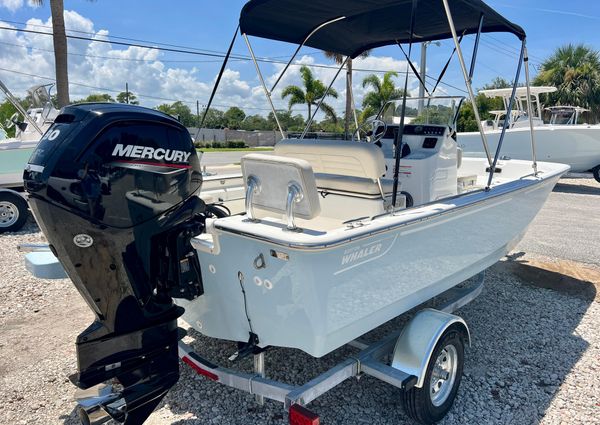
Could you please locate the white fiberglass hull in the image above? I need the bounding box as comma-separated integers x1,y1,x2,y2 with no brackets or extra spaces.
458,125,600,172
179,159,568,358
0,140,37,188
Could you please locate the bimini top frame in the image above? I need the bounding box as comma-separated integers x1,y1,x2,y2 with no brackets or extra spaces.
200,0,538,202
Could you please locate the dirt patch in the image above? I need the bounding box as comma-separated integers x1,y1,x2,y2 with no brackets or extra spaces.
496,258,600,302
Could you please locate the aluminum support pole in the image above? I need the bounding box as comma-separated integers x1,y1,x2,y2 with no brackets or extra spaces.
523,41,538,175
486,41,526,188
442,0,493,168
243,34,285,138
0,80,44,135
469,15,484,80
270,16,346,93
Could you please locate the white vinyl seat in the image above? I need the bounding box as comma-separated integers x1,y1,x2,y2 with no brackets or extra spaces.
274,138,400,199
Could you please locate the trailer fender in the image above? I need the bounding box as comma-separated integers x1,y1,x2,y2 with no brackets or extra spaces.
391,309,470,389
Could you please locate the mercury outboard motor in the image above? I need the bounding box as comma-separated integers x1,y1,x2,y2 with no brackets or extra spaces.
23,103,206,424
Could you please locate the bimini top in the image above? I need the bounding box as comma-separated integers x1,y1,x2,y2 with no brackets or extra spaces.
239,0,526,58
480,86,557,99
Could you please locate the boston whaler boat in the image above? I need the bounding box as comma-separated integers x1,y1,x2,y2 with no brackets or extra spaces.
459,86,600,181
22,1,569,424
0,82,58,232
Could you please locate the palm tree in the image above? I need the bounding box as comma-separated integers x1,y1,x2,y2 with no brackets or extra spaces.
361,71,407,119
32,0,69,107
323,50,370,138
281,65,339,125
534,44,600,119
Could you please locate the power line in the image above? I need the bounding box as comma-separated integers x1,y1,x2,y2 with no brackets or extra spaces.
0,18,323,61
0,24,468,94
0,66,317,112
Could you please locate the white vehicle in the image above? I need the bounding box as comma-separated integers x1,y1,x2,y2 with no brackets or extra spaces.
21,1,569,425
458,86,600,181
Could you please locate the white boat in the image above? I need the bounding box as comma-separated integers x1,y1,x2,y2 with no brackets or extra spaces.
458,86,600,181
21,1,569,424
0,83,58,188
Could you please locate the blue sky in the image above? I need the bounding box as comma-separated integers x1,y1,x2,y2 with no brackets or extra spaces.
1,0,600,117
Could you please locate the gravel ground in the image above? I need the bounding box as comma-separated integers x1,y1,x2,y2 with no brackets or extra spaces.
0,179,599,425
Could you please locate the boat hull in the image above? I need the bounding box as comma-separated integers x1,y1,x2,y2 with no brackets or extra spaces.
0,141,36,188
178,161,567,358
458,125,600,172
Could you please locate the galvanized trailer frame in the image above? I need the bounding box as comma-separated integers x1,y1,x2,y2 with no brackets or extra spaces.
176,272,484,423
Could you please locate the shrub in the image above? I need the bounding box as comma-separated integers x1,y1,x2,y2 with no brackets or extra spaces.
226,140,247,148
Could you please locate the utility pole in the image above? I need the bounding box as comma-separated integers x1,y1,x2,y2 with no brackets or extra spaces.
125,82,129,104
418,42,428,114
196,100,200,128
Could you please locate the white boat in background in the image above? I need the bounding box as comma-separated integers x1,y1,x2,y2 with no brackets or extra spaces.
0,83,58,232
0,83,58,189
458,86,600,181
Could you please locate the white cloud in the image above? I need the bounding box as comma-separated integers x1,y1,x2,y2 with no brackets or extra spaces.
0,9,426,120
0,0,23,12
0,0,40,11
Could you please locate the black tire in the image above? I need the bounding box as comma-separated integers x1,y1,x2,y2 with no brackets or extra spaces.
593,165,600,183
0,191,28,233
402,327,465,424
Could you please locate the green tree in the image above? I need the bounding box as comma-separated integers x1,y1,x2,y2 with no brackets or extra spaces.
482,77,512,90
223,106,246,129
0,99,19,138
361,71,406,119
534,44,600,119
456,77,511,132
116,91,139,105
324,50,370,138
267,110,306,131
198,108,226,129
32,0,70,107
240,114,269,131
73,93,115,103
281,65,339,124
156,101,196,127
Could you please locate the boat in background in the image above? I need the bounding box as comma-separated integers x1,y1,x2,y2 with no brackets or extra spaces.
0,83,58,189
458,86,600,182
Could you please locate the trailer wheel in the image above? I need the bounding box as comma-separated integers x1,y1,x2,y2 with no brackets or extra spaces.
592,165,600,183
0,191,28,233
402,327,464,424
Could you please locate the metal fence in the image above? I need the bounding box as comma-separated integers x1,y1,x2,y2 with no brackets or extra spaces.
188,128,286,147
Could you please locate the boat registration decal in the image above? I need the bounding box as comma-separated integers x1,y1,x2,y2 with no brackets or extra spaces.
334,235,397,275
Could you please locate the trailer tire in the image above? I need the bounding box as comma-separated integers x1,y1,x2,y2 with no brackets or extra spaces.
401,326,465,424
592,165,600,183
0,191,28,233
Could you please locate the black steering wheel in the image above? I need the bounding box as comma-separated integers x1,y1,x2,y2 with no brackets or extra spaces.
352,118,387,144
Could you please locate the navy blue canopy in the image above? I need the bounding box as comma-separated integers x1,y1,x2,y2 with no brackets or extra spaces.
240,0,526,58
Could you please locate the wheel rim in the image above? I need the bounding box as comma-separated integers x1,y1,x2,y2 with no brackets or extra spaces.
430,344,458,407
0,201,20,227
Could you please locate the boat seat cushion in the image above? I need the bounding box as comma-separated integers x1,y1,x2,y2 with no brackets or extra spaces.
241,153,321,219
316,173,399,197
274,138,386,180
275,138,397,197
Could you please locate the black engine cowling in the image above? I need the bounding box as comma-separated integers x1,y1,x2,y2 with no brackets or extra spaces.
24,103,206,424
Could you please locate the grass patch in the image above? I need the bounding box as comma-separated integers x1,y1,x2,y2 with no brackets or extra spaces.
197,147,274,152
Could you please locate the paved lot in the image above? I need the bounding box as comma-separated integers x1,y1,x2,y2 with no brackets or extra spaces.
516,178,600,267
